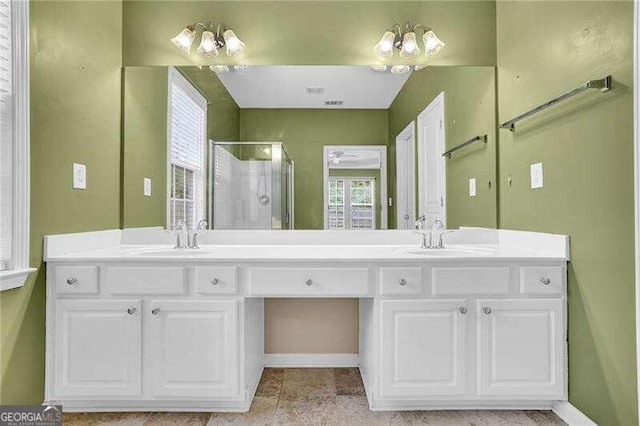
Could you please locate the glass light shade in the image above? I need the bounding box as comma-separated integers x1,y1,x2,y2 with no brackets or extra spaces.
223,29,245,56
373,31,395,58
233,65,248,70
414,65,427,71
399,32,420,58
423,30,445,56
370,65,387,72
197,30,219,57
171,27,196,54
390,65,411,75
209,65,230,74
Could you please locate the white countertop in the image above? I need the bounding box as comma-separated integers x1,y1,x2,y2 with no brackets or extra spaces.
43,228,570,263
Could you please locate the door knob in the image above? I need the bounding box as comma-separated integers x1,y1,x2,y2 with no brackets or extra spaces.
483,307,492,315
66,277,77,285
127,307,137,315
458,306,467,314
151,308,161,315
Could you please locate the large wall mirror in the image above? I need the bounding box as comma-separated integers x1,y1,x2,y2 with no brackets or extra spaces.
122,65,497,230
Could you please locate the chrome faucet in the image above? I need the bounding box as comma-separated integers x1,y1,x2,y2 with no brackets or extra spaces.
414,215,429,249
173,220,188,249
429,220,445,249
190,219,208,249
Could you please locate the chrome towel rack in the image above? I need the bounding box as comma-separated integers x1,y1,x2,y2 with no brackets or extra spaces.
500,75,612,132
442,135,487,159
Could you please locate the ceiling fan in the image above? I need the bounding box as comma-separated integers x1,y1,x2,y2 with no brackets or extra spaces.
329,151,358,164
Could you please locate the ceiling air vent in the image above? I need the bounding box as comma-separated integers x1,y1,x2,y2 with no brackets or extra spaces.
324,100,344,106
306,87,325,95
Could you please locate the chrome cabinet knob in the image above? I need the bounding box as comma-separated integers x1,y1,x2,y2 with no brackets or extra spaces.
66,277,77,285
483,307,492,315
459,306,467,314
151,308,161,315
398,278,407,286
211,278,220,285
127,307,136,315
305,279,313,286
540,277,551,286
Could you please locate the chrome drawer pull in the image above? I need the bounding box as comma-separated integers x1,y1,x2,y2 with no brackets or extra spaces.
305,279,313,286
483,307,492,315
398,278,407,286
459,306,467,314
211,278,220,285
127,307,136,315
540,277,551,286
151,308,161,315
66,277,77,285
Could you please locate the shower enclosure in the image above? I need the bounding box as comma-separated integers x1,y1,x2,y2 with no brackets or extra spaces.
209,141,294,230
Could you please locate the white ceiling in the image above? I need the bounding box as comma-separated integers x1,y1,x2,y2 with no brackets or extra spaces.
215,66,412,109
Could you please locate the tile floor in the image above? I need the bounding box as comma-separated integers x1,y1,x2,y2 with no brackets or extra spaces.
63,368,567,425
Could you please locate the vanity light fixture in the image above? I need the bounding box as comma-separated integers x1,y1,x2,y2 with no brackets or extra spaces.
233,64,248,70
370,64,426,74
374,22,444,59
370,65,388,72
210,65,230,74
171,23,245,57
390,65,411,75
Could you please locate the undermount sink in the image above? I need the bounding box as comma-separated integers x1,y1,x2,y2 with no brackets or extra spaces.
404,246,496,257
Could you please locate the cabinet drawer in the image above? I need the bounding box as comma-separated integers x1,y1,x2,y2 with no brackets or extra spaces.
246,267,371,296
520,266,563,295
432,267,509,295
102,267,187,295
195,266,238,295
380,267,422,296
55,266,98,294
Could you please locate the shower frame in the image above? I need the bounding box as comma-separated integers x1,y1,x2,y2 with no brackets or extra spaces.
208,141,294,230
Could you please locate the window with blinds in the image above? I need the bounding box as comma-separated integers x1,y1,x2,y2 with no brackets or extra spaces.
168,68,207,230
0,0,13,271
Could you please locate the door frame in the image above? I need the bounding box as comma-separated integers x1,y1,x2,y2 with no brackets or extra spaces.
634,0,640,418
416,92,447,226
395,121,416,230
323,145,388,229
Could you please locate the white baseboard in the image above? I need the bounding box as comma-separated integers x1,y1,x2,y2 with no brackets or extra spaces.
265,353,360,367
552,401,598,426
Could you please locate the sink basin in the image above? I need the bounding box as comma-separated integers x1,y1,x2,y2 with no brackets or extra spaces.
405,246,495,257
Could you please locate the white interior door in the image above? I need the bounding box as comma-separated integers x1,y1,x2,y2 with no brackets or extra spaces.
54,299,142,398
417,93,446,227
477,298,565,398
146,300,239,399
380,299,467,396
395,122,416,230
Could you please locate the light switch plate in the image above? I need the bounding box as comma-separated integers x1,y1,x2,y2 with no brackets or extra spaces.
73,163,86,190
530,163,543,189
144,178,152,196
469,178,477,197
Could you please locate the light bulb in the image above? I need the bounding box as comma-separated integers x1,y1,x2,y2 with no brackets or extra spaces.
223,29,245,56
399,32,420,58
423,29,445,57
209,65,230,74
390,65,411,75
171,27,196,54
414,65,427,71
233,65,248,70
373,31,395,58
370,65,387,72
197,30,219,57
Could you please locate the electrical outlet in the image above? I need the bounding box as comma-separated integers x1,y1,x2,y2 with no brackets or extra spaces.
144,178,152,196
530,163,543,189
469,178,477,197
73,163,86,190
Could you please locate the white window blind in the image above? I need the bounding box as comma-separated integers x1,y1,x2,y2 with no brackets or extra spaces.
168,68,207,229
0,0,13,270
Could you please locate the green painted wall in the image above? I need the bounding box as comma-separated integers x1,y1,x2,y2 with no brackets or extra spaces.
388,66,497,229
329,169,382,229
121,66,239,227
496,2,636,425
0,0,123,403
239,109,388,229
122,1,496,67
123,67,168,228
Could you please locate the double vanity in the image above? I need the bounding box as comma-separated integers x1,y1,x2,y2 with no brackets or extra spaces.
43,227,569,412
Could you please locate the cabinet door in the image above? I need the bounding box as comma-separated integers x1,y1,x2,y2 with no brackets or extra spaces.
380,299,467,396
146,300,240,399
54,299,142,398
477,299,564,397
